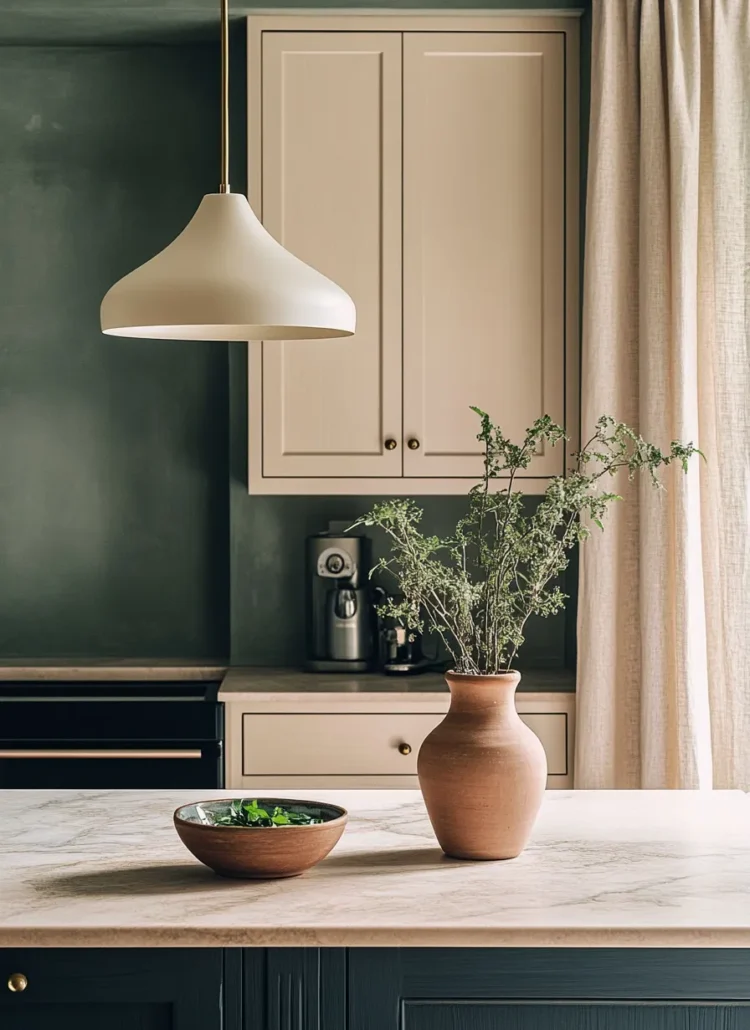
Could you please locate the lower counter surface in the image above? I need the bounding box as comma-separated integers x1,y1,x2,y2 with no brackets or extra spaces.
0,788,749,948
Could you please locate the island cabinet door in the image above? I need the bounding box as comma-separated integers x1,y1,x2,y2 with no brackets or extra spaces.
348,950,750,1030
0,949,226,1030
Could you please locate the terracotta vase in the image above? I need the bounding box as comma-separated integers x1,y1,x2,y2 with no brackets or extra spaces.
417,671,547,860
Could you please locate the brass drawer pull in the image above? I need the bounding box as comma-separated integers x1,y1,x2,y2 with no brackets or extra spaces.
384,438,397,451
398,743,412,756
407,438,420,450
7,973,28,993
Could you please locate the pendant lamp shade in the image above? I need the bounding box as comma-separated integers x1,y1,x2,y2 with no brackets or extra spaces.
100,193,356,341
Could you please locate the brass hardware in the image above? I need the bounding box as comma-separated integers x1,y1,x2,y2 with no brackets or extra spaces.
0,750,202,760
7,973,28,993
398,743,412,756
219,0,230,193
384,438,397,451
407,438,420,450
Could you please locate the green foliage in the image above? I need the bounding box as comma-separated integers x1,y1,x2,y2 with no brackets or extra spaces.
211,799,323,828
353,410,702,675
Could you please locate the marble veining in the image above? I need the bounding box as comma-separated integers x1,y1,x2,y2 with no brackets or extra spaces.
0,789,749,948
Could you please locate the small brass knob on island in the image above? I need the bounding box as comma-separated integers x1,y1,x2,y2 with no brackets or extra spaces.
398,743,412,756
407,438,420,450
7,973,28,993
384,438,397,451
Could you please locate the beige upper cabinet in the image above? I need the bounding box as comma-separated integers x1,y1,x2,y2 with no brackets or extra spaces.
402,33,565,480
247,15,579,494
252,32,403,480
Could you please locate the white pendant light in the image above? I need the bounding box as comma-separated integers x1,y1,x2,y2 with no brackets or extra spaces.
100,0,355,342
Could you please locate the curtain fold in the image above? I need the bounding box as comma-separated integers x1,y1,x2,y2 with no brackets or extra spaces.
576,0,750,789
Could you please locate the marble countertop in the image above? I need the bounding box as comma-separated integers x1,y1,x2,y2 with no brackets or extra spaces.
219,667,575,701
1,789,749,949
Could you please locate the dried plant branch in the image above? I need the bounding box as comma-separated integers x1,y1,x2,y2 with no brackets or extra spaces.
352,410,702,675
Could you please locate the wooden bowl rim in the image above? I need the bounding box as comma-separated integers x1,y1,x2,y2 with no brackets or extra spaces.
173,796,349,833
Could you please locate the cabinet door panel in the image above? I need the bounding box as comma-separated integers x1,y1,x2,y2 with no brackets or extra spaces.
403,33,565,480
0,950,222,1030
259,32,402,478
349,949,750,1030
404,1004,750,1030
2,1002,171,1030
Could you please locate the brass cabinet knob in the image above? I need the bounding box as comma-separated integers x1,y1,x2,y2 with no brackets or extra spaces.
398,742,412,756
407,438,420,450
7,973,28,993
384,438,397,451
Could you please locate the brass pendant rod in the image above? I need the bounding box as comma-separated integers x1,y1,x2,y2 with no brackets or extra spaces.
219,0,230,193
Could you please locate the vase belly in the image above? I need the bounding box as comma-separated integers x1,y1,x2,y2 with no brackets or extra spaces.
417,671,547,860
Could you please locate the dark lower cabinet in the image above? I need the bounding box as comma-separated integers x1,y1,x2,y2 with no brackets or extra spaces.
0,950,226,1030
403,1005,750,1030
345,950,750,1030
4,947,750,1030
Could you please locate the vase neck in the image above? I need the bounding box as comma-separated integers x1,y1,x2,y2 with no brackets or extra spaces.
445,672,521,714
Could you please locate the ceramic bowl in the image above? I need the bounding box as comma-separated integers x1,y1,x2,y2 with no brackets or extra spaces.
173,797,348,879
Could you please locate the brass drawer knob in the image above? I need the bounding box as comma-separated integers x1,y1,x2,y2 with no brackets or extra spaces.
407,438,420,450
384,438,397,451
7,973,28,993
398,742,412,756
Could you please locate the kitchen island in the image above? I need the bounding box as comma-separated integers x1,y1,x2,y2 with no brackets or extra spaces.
2,789,750,1029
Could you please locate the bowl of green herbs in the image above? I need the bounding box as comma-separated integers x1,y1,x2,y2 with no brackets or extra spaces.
173,797,348,879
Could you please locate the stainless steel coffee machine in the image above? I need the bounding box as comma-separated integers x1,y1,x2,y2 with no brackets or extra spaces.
305,533,375,673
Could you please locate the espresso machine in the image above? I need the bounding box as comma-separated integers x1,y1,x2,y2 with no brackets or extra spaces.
305,532,375,672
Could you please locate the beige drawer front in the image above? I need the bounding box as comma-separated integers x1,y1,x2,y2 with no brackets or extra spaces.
520,713,568,776
242,713,435,777
241,711,569,779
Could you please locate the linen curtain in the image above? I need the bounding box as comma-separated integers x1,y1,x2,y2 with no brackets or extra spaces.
576,0,750,788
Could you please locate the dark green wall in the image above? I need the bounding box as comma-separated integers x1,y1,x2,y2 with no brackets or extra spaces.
0,44,230,657
0,0,589,665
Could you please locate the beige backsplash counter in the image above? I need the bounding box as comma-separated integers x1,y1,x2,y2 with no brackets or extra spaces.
218,666,574,702
220,667,576,790
0,664,572,690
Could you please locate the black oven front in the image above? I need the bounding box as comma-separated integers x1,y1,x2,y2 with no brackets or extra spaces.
0,681,224,789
